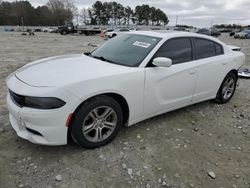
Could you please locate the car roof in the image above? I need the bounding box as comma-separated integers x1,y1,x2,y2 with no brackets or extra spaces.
128,30,223,43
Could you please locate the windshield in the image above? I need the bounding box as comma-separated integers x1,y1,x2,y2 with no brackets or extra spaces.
90,34,161,67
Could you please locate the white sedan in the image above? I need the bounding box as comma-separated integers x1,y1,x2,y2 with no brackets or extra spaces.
6,31,245,148
42,27,55,33
106,28,130,38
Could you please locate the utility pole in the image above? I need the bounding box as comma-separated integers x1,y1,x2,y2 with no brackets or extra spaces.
83,9,86,25
21,17,24,32
175,15,178,26
210,20,214,28
76,14,79,26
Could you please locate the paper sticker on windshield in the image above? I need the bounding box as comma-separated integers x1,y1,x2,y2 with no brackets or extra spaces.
133,41,151,48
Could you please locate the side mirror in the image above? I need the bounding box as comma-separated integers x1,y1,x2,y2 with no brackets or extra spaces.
152,57,172,67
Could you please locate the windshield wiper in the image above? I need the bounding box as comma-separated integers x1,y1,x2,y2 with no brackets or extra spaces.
85,52,126,66
84,52,91,56
90,54,116,64
84,52,111,62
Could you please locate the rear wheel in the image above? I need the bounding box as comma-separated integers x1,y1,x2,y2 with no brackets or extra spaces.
215,72,237,104
70,95,123,148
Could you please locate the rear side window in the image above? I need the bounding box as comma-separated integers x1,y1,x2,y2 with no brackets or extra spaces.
194,38,223,59
154,38,192,64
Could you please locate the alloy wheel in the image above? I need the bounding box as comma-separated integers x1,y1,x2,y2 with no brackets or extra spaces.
222,77,235,100
82,106,117,142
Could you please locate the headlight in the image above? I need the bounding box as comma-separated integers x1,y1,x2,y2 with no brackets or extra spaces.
9,90,66,109
25,96,66,109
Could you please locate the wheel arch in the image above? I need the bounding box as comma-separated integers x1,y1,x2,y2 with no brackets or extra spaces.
229,69,238,79
217,69,238,91
67,92,130,141
214,69,238,104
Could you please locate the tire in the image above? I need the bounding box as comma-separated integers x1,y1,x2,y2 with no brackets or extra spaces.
112,34,117,38
70,95,123,148
61,30,67,35
215,72,237,104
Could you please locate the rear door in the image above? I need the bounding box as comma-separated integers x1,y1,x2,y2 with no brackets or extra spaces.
191,37,228,102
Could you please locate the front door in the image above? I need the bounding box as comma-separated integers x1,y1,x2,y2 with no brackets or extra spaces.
144,37,198,116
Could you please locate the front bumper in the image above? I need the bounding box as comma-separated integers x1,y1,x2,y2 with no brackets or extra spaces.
6,75,80,145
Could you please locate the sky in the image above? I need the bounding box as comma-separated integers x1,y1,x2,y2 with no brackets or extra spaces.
5,0,250,27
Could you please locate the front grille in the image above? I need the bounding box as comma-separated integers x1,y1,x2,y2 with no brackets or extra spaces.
9,90,25,107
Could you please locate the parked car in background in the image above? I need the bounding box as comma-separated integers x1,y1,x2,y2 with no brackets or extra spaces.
101,28,114,36
234,30,250,39
197,28,220,37
197,28,211,36
6,31,245,148
211,28,221,37
4,27,15,32
130,28,140,31
105,27,130,38
42,27,56,33
34,29,42,32
230,29,242,36
174,27,186,31
218,28,233,33
151,27,162,31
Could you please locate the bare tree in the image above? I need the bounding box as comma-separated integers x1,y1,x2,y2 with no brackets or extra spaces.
47,0,76,25
80,8,90,25
47,0,65,25
63,0,77,22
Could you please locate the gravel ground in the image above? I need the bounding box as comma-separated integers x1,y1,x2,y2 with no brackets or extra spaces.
0,32,249,188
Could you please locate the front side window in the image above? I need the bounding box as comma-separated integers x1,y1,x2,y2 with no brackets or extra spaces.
153,38,193,64
91,34,161,67
194,38,223,59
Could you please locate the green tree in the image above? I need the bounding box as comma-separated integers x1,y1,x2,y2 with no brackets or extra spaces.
0,1,13,25
124,6,133,26
135,4,151,25
115,3,124,25
91,1,103,24
36,5,54,26
0,0,169,26
155,8,169,25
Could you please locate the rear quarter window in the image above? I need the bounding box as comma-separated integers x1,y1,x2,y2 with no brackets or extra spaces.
194,38,224,60
215,43,223,55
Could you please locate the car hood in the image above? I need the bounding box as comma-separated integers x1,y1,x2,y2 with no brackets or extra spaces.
15,54,130,87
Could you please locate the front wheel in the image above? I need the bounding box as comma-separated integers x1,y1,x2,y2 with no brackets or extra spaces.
70,95,123,148
215,72,237,104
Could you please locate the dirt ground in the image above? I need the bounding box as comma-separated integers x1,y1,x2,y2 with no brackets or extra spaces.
0,32,249,188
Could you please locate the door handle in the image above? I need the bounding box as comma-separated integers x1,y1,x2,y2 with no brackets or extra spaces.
189,70,196,75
